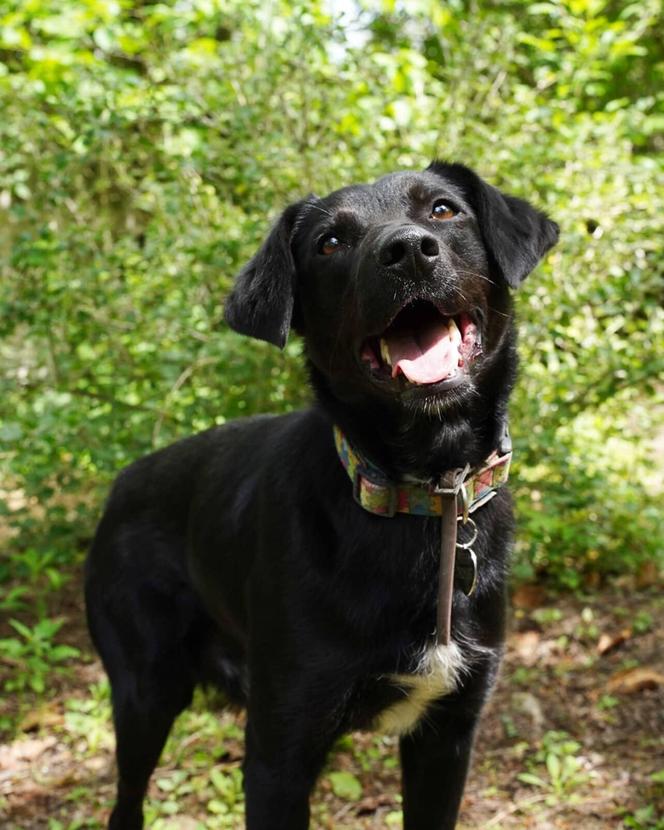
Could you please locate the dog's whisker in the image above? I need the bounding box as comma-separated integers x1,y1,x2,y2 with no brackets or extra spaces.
308,204,334,218
487,306,511,319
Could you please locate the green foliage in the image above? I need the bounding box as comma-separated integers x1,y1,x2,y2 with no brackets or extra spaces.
517,730,589,803
633,610,654,634
622,805,664,830
0,617,80,693
0,0,662,596
327,770,363,801
64,681,113,754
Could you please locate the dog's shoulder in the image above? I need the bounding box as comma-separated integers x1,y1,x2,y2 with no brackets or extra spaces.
102,412,315,520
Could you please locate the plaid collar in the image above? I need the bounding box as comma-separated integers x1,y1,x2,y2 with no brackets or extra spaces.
333,425,512,519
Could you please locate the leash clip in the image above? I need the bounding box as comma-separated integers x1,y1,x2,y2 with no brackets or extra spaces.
434,464,472,523
433,463,471,497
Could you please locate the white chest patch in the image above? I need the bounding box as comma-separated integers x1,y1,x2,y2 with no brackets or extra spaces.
376,642,466,736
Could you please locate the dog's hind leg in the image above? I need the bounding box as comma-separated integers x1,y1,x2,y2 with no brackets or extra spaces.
108,666,193,830
88,593,198,830
86,525,201,829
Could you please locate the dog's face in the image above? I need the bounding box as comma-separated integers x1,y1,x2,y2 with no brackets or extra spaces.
226,162,558,413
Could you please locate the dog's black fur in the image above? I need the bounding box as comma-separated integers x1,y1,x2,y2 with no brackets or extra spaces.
85,162,558,830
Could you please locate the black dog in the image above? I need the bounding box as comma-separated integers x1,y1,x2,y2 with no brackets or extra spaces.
85,161,558,829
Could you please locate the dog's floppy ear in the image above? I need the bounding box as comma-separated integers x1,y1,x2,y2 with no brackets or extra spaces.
224,200,304,348
428,161,559,287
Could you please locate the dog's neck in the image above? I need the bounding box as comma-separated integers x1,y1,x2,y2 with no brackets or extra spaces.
307,331,517,482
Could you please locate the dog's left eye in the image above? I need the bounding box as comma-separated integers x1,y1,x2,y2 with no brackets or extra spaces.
319,235,343,255
431,201,457,221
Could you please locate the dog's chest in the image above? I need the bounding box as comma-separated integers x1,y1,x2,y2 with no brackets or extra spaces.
375,642,466,735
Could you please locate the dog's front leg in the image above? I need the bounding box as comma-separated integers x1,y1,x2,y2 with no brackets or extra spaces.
242,672,346,830
242,724,320,830
399,699,482,830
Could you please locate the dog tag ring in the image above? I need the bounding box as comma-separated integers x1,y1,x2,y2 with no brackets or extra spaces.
455,547,478,596
455,517,478,596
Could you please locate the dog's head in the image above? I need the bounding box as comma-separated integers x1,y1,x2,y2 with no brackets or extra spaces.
225,162,558,413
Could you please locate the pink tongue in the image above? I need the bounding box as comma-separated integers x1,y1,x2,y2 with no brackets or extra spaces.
386,319,461,384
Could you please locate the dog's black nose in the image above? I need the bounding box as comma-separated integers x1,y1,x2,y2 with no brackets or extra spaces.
378,227,440,270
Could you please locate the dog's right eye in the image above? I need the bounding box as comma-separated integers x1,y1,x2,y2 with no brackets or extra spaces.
431,200,457,221
319,235,343,255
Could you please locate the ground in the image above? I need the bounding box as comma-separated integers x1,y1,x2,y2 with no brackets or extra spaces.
1,582,662,830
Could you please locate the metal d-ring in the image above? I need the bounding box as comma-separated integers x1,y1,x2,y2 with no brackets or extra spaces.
464,549,478,596
455,516,478,549
455,517,478,596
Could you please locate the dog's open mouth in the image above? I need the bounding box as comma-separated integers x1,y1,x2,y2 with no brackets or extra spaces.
360,300,481,386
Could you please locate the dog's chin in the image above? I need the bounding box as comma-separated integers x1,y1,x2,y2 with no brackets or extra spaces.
357,365,477,416
397,371,471,405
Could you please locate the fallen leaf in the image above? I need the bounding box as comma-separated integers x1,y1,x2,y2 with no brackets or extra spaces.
40,769,80,788
512,631,541,664
19,704,63,733
636,560,661,589
0,736,57,769
512,585,546,610
356,793,394,815
607,667,664,694
584,570,602,590
511,691,545,730
161,819,201,830
597,628,632,656
84,754,111,773
216,743,244,763
612,574,637,591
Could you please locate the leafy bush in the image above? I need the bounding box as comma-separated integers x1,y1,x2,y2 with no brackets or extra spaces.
0,0,662,590
0,617,80,693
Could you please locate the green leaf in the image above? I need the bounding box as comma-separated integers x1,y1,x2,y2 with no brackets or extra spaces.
9,619,32,639
546,752,561,781
327,770,362,801
517,772,547,789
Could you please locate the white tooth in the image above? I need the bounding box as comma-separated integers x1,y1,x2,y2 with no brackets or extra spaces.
380,338,392,366
448,317,460,339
